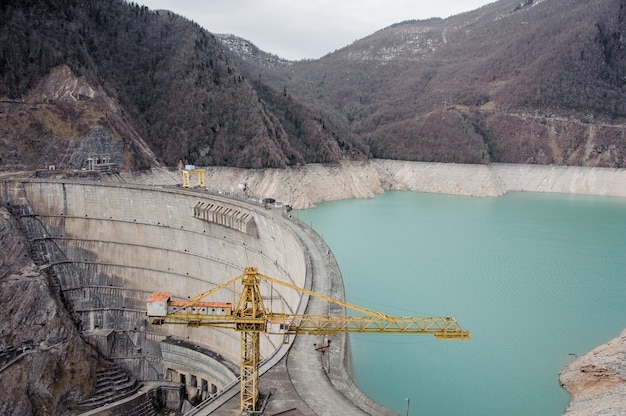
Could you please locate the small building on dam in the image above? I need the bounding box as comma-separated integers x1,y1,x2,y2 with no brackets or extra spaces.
0,179,393,416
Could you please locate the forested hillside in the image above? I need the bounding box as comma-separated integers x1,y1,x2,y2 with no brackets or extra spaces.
0,0,361,170
224,0,626,167
1,0,625,171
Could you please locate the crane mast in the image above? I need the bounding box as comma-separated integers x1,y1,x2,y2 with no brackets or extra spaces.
148,266,470,412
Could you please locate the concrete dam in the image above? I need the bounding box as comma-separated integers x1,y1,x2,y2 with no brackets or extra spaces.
0,179,391,415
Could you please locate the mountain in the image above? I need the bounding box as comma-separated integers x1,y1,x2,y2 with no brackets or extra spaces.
0,0,361,171
223,0,626,167
1,0,625,171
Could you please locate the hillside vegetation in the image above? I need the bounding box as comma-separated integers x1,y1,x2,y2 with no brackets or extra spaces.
255,0,626,166
0,0,361,170
1,0,625,171
225,0,626,167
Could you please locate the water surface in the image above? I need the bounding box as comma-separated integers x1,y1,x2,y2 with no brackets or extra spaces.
294,191,626,416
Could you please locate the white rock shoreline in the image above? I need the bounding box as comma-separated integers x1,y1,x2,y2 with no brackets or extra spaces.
121,159,626,416
124,159,626,209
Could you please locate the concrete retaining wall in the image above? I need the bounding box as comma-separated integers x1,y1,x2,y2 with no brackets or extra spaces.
0,180,308,399
161,340,236,402
1,178,399,415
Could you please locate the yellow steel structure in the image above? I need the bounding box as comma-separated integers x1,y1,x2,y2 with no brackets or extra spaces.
181,168,206,188
148,266,470,412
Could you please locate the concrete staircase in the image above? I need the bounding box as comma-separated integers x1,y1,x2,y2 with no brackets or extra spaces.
122,397,160,416
74,367,144,412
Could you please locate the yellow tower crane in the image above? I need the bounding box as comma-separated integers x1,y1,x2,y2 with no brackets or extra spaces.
147,266,470,412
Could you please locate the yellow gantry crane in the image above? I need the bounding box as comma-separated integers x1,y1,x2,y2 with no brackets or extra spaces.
178,160,206,188
147,266,470,412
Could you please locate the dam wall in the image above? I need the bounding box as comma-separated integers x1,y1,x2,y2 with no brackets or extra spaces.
0,180,310,406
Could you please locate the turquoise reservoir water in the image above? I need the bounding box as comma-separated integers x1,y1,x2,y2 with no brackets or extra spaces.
293,191,626,416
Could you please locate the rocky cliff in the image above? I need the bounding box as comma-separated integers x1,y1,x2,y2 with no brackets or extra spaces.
560,330,626,416
0,64,159,171
0,207,101,415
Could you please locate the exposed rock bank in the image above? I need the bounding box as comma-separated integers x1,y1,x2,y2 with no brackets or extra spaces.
122,159,626,210
559,330,626,416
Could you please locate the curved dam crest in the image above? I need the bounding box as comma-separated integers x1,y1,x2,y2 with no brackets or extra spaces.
0,179,393,415
3,181,305,377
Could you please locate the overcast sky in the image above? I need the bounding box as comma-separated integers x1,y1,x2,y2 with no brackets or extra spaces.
138,1,495,61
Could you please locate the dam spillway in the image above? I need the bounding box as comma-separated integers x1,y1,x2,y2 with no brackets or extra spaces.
0,179,390,415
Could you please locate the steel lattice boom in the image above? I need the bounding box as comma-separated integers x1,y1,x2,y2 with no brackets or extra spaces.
267,314,470,338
